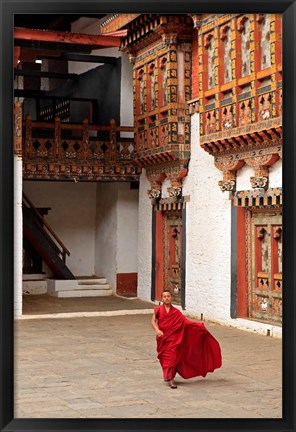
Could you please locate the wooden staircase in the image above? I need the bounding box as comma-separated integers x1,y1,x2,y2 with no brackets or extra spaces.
22,193,75,280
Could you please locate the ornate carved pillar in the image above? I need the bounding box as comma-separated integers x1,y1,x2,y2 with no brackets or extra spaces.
245,154,279,189
82,118,89,161
214,158,245,192
54,117,61,159
109,118,117,161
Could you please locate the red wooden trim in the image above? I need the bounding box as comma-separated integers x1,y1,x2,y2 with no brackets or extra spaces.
237,207,247,317
155,211,164,301
14,28,121,48
116,273,137,296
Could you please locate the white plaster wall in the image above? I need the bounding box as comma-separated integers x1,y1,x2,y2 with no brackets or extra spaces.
95,183,118,290
14,156,23,318
183,113,232,322
117,184,139,273
95,183,139,289
69,18,121,75
236,164,254,191
137,170,153,301
68,47,120,75
23,181,96,277
269,159,282,188
236,159,282,191
70,18,134,136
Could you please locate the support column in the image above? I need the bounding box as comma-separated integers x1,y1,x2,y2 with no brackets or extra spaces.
14,102,23,318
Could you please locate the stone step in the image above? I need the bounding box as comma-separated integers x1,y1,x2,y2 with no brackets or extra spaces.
23,274,47,281
77,279,107,285
47,277,112,297
23,280,47,295
47,279,109,292
53,289,113,298
76,284,111,290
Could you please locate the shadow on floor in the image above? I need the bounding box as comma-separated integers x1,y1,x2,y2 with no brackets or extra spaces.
23,294,155,315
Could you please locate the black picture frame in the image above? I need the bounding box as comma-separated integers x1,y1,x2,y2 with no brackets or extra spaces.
1,1,295,431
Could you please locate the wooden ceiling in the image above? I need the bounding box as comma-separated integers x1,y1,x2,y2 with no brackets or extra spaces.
14,14,106,32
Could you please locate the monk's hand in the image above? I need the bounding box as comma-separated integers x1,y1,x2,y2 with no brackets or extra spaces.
157,330,164,338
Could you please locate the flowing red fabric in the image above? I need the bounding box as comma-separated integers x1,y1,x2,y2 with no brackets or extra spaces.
155,304,222,379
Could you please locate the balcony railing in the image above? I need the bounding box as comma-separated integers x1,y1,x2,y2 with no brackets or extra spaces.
22,116,142,181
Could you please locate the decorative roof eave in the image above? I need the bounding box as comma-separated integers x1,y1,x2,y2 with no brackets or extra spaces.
100,14,141,34
200,117,282,155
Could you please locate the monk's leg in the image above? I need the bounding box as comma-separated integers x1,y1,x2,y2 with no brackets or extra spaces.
162,367,177,388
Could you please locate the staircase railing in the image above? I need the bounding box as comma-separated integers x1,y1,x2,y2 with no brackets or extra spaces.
22,192,70,263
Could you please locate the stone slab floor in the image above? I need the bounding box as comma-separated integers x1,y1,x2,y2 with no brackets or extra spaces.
14,314,282,419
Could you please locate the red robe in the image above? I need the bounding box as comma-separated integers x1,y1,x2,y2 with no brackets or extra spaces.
155,304,222,379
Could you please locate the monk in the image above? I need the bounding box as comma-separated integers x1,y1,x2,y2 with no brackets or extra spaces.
151,289,222,389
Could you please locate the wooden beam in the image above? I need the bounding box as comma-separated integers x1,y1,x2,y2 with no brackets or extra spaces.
14,89,96,102
14,28,121,48
37,53,118,64
15,40,94,54
14,69,78,80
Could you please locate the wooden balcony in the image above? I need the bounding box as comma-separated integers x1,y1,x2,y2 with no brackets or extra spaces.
22,116,142,182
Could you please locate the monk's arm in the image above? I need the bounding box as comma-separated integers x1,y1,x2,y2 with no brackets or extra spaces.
151,313,164,337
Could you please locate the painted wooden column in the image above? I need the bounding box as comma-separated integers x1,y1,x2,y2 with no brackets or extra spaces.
14,101,23,318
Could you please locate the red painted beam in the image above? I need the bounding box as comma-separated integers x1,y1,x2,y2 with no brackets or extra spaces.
14,28,121,48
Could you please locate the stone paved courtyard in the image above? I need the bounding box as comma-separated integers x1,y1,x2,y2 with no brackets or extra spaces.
14,306,282,419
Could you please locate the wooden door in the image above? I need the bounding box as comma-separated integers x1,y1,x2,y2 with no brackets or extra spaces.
251,212,282,323
163,211,183,305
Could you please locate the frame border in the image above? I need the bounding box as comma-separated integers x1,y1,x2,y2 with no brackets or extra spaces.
1,1,295,431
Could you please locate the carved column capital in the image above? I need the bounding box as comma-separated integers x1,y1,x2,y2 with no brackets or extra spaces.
250,176,269,189
122,47,137,64
165,163,188,197
218,170,237,192
147,171,166,201
218,179,236,192
245,154,279,190
215,158,245,193
190,14,203,29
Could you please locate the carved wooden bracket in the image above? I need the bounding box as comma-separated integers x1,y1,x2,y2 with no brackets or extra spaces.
215,159,244,192
190,14,203,29
147,172,166,200
218,179,236,192
165,164,188,196
250,176,269,189
245,153,279,190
